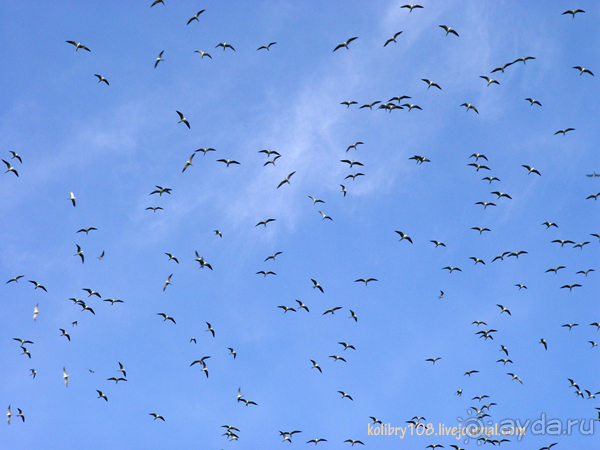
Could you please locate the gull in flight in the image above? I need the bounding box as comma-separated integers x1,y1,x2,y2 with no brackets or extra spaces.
277,172,296,188
439,25,459,37
401,4,423,12
69,191,76,206
157,313,176,324
522,165,541,176
480,76,499,86
384,31,403,47
395,231,413,243
257,42,277,51
318,211,332,221
66,41,91,52
187,10,205,25
217,159,240,167
255,218,275,227
461,103,479,113
176,111,190,128
563,9,585,17
554,128,575,136
63,367,70,387
163,274,173,291
525,98,542,106
94,74,109,85
573,66,594,76
182,154,195,172
194,50,212,59
74,245,84,263
149,413,165,421
216,42,235,51
333,37,358,51
311,279,324,293
422,79,441,90
154,50,164,68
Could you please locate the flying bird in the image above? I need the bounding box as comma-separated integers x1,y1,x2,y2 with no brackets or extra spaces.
157,313,176,324
74,245,84,263
461,103,479,113
69,191,76,206
63,367,70,387
277,172,296,188
333,37,358,51
206,322,215,337
507,373,523,384
355,278,377,286
513,56,535,64
525,98,542,106
255,218,276,227
422,79,441,90
384,31,403,47
154,50,164,68
66,41,90,52
439,25,459,36
182,154,195,172
338,391,353,401
187,10,205,25
573,66,594,76
497,304,511,315
257,42,277,51
217,159,240,167
555,128,575,136
150,186,172,196
176,111,190,128
491,62,514,73
265,252,282,261
318,211,332,221
194,50,212,59
149,413,165,421
216,42,235,51
96,390,108,401
323,307,341,316
480,76,499,86
522,165,541,176
401,4,423,12
395,231,413,243
563,9,585,17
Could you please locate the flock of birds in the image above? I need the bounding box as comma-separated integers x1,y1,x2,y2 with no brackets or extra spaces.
3,2,599,449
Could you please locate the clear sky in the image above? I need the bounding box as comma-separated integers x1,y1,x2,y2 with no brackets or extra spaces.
1,1,599,448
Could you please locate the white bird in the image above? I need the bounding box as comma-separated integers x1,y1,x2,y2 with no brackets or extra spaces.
384,31,402,47
66,41,91,52
154,50,164,68
176,111,190,128
461,103,479,114
439,25,459,37
257,42,277,51
181,153,195,172
163,274,173,291
2,159,18,177
333,37,358,52
187,9,205,25
94,74,109,85
63,367,70,387
216,42,235,51
194,50,212,59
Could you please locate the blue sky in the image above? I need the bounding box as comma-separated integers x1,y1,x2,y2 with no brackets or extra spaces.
1,1,599,448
